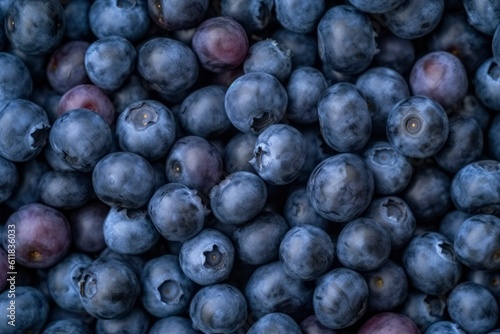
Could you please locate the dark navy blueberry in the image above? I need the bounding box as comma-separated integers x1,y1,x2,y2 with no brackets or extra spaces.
283,187,329,231
70,200,109,254
224,72,287,133
0,155,18,202
358,313,420,334
179,228,235,285
0,286,49,334
149,316,201,334
317,82,371,152
438,210,471,243
348,0,405,13
39,171,92,209
95,307,150,334
274,0,324,33
165,135,223,195
103,207,160,255
148,183,209,242
300,314,338,334
463,0,500,35
9,45,48,83
451,160,500,215
247,313,302,334
178,85,232,138
429,11,491,74
307,153,374,223
140,254,194,318
363,141,413,195
473,57,500,111
466,269,500,300
494,25,500,65
42,319,93,334
0,99,49,162
296,125,335,184
98,248,146,278
403,232,462,295
271,28,318,69
381,0,445,39
189,283,247,334
401,164,452,223
0,52,32,101
454,214,500,271
116,99,176,161
336,217,391,271
317,5,377,74
362,259,408,312
0,7,7,50
386,96,449,159
434,115,483,174
447,282,499,334
209,171,267,225
286,67,328,124
92,151,156,209
356,67,410,137
89,0,149,42
489,114,500,161
47,252,92,313
111,74,150,114
372,33,416,75
5,0,65,55
250,124,307,185
49,108,112,172
138,37,199,95
279,225,334,280
313,267,368,329
63,0,92,40
424,321,466,334
222,131,257,174
245,260,313,319
243,39,292,83
400,291,447,332
148,0,208,31
364,196,416,250
84,36,136,92
232,211,289,266
78,257,139,319
221,0,274,33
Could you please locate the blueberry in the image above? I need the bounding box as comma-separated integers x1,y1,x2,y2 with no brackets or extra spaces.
42,319,93,334
95,307,150,334
307,153,374,223
283,187,329,231
189,283,247,333
454,214,500,271
209,171,267,225
49,108,112,172
111,74,150,115
0,99,50,162
232,211,289,265
89,0,149,42
92,151,156,209
222,131,257,174
438,210,471,243
403,232,462,295
274,0,324,33
148,183,209,242
299,314,337,334
0,52,32,101
381,0,445,39
179,228,235,285
63,0,92,40
386,96,449,159
47,252,93,313
149,316,201,334
466,269,500,300
489,114,500,160
250,124,307,185
84,36,137,92
116,99,177,161
372,33,416,75
279,225,334,280
347,0,406,13
103,207,160,255
0,286,49,334
313,267,369,329
317,5,377,74
243,39,292,83
221,0,274,33
224,72,287,133
39,171,92,209
400,290,447,332
271,28,318,69
148,0,209,31
0,155,18,202
317,82,372,152
447,281,499,334
463,0,500,35
78,257,139,319
245,261,314,319
5,0,65,55
450,160,500,215
70,200,109,254
138,37,199,95
247,312,302,334
424,321,467,334
473,57,500,111
166,135,223,195
358,312,419,334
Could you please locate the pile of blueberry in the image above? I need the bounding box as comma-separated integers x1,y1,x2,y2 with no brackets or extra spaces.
1,0,500,333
